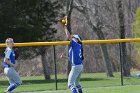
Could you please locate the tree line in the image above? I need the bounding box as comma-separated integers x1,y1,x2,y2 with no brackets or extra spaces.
0,0,140,80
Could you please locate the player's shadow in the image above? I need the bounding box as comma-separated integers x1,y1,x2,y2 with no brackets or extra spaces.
0,77,108,85
21,77,108,85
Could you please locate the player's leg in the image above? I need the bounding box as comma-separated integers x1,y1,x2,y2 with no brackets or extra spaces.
75,73,83,93
11,68,22,85
8,68,22,92
4,68,14,93
68,66,80,93
4,68,22,92
75,65,83,93
3,78,14,93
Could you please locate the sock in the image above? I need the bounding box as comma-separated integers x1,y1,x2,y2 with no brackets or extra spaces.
72,88,77,93
76,85,83,93
7,84,17,92
69,85,77,93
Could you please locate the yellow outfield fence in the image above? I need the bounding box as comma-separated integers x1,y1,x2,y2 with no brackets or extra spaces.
0,38,140,48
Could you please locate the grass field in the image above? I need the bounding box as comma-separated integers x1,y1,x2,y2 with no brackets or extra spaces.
45,85,140,93
1,72,140,93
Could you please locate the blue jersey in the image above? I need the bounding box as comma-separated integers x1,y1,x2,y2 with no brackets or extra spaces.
3,47,16,68
69,39,83,65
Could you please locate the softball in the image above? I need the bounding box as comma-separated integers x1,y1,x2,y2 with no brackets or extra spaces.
61,20,66,23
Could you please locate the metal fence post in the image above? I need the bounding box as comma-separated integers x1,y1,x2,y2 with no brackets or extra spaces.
119,43,124,86
53,45,58,90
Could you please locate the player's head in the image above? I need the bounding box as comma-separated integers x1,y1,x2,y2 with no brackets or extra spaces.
5,38,14,48
72,35,82,43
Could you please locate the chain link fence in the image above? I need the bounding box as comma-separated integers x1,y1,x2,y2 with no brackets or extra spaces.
0,42,140,92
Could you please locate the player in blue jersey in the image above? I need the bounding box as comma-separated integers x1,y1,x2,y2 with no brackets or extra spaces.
3,38,22,93
59,16,84,93
64,26,84,93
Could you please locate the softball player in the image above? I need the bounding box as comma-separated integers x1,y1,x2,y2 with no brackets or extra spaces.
63,26,84,93
3,38,22,93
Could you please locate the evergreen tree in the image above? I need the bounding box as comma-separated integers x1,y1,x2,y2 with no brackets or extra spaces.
0,0,63,79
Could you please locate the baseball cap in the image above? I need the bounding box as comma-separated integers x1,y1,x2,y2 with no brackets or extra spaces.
5,38,14,44
72,35,81,41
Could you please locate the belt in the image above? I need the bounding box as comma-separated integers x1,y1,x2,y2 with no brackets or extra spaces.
71,63,82,66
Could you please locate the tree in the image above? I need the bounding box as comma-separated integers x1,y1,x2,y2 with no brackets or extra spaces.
73,0,113,77
0,0,63,80
133,7,140,68
117,0,131,76
133,7,140,50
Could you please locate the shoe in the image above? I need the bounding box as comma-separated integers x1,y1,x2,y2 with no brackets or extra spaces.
3,90,11,93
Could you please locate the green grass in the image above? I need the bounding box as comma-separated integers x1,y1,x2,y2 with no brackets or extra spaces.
46,85,140,93
1,72,140,93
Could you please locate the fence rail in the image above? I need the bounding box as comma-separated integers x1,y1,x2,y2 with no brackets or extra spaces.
0,38,140,47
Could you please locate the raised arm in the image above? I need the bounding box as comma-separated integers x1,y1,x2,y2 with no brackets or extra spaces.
64,26,71,40
59,16,72,40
